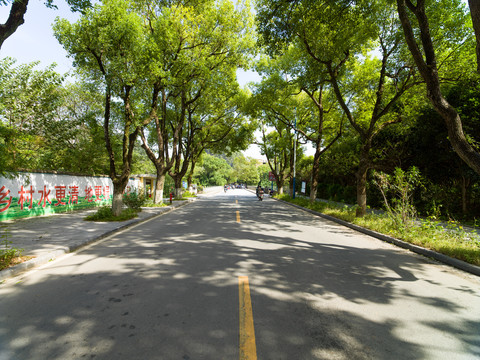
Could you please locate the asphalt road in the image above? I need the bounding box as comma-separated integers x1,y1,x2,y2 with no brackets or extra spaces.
0,189,479,360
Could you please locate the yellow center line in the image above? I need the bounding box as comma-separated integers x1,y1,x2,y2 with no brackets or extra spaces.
236,199,238,204
239,276,257,360
236,210,241,223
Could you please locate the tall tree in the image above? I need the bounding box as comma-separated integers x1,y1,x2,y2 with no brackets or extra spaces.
194,153,232,186
249,66,299,195
54,0,156,215
40,81,115,175
0,57,64,173
396,0,480,176
0,59,114,175
257,0,422,216
231,154,260,185
138,0,255,201
256,49,344,202
183,77,254,192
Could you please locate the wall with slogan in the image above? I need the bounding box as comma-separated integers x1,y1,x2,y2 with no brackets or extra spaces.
0,172,139,221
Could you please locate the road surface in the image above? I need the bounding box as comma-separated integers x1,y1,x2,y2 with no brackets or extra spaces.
0,189,479,359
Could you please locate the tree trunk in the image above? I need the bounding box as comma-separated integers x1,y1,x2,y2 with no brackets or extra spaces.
275,179,284,195
469,0,480,73
187,160,196,190
154,172,165,204
111,180,126,217
355,169,368,217
433,99,480,175
355,148,370,217
310,146,322,203
310,176,318,203
173,176,183,198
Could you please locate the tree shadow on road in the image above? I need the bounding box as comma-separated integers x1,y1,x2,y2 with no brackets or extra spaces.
0,195,479,359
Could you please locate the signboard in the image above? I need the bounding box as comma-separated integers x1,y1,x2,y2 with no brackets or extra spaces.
268,172,276,181
301,181,306,194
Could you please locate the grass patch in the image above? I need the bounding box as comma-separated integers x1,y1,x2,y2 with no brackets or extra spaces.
143,200,168,207
277,194,480,266
182,191,196,198
85,206,140,222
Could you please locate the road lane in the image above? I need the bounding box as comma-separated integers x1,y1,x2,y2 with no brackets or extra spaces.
0,189,479,359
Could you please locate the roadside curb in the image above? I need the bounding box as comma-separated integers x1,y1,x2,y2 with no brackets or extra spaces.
278,199,480,277
0,201,191,283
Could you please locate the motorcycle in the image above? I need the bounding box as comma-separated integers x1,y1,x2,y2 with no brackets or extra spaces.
257,189,264,201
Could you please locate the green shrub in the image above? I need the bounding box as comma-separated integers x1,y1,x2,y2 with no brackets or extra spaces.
182,191,196,198
123,191,146,210
85,206,139,221
0,225,24,270
373,167,423,229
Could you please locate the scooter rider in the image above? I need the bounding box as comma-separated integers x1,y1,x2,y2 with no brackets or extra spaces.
256,185,264,200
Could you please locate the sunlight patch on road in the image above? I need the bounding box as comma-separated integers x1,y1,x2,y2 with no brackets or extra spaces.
230,239,291,251
253,286,300,302
172,273,191,279
291,241,313,248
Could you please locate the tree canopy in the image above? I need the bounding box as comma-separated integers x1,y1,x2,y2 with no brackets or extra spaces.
2,0,480,219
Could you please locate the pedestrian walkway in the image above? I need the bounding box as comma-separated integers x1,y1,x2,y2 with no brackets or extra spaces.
0,187,224,283
0,201,188,282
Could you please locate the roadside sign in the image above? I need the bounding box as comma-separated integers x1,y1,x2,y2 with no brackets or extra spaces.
268,172,276,181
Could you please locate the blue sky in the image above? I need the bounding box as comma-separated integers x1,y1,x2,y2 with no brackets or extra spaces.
0,0,79,74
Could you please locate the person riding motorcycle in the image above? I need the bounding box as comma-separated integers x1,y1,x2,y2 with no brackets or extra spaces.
256,185,264,200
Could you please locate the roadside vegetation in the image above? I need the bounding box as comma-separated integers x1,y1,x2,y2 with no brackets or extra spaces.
276,194,480,266
0,224,29,270
84,206,139,222
2,0,480,260
85,191,146,221
143,200,168,208
277,166,480,266
83,189,196,221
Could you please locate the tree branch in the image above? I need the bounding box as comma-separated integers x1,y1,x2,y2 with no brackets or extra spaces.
0,0,28,49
